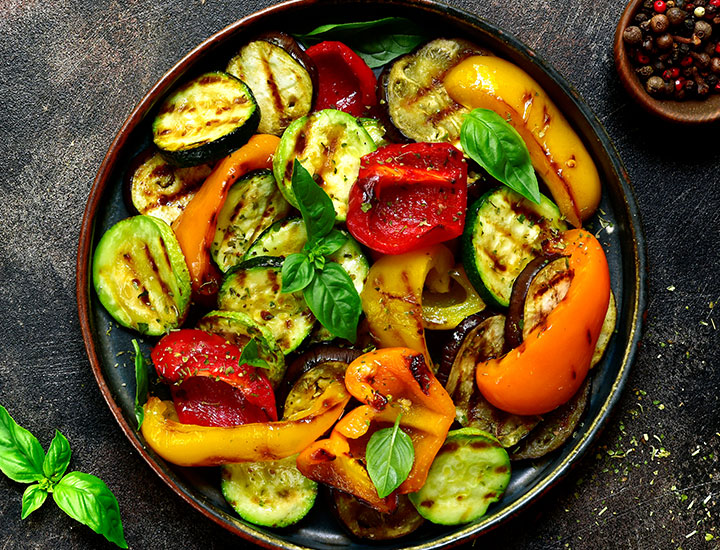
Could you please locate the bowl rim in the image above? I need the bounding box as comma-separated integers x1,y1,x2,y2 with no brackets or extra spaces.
613,0,720,124
76,1,647,548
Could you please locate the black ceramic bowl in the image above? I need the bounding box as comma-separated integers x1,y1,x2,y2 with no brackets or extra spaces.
76,1,646,548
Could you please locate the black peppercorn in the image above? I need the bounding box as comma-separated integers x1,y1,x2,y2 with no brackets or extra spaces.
707,73,719,86
684,78,697,94
711,57,720,73
667,7,687,24
679,42,691,54
635,12,649,23
637,64,655,77
646,75,665,94
684,18,696,33
693,51,711,67
624,25,644,45
651,14,670,32
640,19,652,32
643,0,654,8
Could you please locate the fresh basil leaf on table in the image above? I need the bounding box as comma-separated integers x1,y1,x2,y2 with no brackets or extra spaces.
366,414,415,499
294,17,428,68
0,404,45,483
132,339,149,430
461,108,541,204
21,483,48,519
42,429,71,480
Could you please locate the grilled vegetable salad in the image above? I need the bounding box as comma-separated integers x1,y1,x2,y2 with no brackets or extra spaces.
93,22,615,539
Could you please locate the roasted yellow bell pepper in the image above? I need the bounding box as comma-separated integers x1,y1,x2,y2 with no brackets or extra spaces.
476,230,610,415
444,56,601,228
140,377,349,467
297,348,456,513
422,266,485,330
361,245,454,366
172,134,280,304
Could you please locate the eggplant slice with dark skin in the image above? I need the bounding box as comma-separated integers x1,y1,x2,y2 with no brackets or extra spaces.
331,490,424,541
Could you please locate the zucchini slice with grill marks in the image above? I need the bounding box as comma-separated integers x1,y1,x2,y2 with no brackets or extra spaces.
125,149,213,225
211,170,291,273
227,33,316,136
152,71,260,167
221,454,317,528
461,187,567,308
217,257,314,353
92,215,190,336
244,217,369,294
380,38,486,145
408,427,510,525
196,310,286,387
273,109,376,221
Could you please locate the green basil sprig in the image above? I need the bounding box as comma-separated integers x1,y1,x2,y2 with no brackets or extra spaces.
281,160,362,342
0,405,127,548
132,339,149,430
237,338,270,370
294,17,427,69
365,414,415,499
460,108,541,204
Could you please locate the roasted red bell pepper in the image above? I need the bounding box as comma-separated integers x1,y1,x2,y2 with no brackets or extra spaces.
296,347,455,513
305,41,377,117
346,143,467,255
152,329,277,424
476,230,610,415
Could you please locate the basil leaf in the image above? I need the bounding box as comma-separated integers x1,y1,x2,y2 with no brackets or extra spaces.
21,484,48,519
310,229,348,257
53,472,127,549
238,339,270,371
281,253,315,294
291,160,336,243
294,17,427,68
303,262,361,342
132,340,149,431
0,405,45,483
461,108,541,204
366,415,415,499
42,430,71,481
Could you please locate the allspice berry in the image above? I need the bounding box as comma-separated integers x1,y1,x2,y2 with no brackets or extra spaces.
651,13,670,33
657,33,675,48
667,7,687,25
711,57,720,73
646,75,665,94
624,25,644,45
695,20,713,40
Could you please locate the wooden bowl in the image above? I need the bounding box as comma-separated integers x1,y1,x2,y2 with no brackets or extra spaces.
614,0,720,124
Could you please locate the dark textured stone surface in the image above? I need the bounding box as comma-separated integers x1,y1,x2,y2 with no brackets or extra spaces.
0,1,718,549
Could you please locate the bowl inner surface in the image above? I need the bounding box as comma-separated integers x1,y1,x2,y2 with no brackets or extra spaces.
77,1,645,549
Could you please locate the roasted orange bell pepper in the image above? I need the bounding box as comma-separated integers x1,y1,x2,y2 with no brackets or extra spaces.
172,134,280,303
140,377,349,467
476,230,610,415
297,348,455,513
361,245,454,366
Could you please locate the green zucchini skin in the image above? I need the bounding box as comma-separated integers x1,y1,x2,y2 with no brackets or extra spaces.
461,187,567,308
196,310,286,388
408,428,510,525
221,454,317,528
244,218,369,294
217,258,314,354
273,109,376,222
92,215,191,336
211,170,291,273
152,71,260,167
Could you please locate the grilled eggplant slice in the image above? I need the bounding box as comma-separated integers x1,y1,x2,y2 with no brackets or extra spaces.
461,187,567,308
408,428,510,525
332,491,424,540
217,257,314,353
152,72,259,166
125,149,212,225
227,33,316,136
380,38,486,145
273,109,376,221
211,170,291,273
92,215,190,336
244,218,369,294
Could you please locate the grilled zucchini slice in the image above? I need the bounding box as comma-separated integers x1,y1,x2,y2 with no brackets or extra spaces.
211,170,291,273
221,455,317,528
92,215,190,336
273,109,376,221
196,310,286,387
217,257,314,353
152,71,259,166
461,187,567,308
227,34,315,136
244,218,369,294
381,38,485,145
408,428,510,525
125,149,213,225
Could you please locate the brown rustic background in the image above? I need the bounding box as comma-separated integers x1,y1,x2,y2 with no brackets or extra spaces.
0,0,718,548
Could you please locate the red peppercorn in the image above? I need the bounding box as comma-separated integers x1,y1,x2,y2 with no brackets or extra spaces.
711,0,720,7
654,0,667,12
663,69,673,79
671,67,680,78
716,43,720,54
638,52,651,64
681,55,694,66
675,78,686,90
